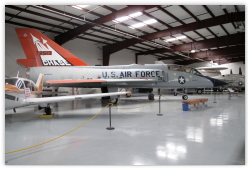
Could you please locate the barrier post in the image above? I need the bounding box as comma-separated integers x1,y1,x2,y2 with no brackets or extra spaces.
157,95,163,116
213,92,217,103
106,100,115,130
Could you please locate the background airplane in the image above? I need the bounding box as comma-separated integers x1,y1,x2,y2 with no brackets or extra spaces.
5,74,130,115
15,28,227,100
196,66,245,92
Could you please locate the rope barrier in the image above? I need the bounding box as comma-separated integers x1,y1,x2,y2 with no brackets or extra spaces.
5,104,110,154
111,99,158,109
161,95,183,103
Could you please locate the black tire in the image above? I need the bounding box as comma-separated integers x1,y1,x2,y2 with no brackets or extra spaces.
148,94,154,100
182,95,188,100
45,107,51,115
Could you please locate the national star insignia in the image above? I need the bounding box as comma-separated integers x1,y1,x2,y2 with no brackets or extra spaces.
178,76,186,84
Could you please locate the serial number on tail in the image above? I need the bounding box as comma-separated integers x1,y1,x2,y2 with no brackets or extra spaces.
36,51,52,55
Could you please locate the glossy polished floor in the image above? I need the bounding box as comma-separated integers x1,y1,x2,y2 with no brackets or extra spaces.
5,90,245,165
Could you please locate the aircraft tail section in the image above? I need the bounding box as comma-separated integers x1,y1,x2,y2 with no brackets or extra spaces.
36,73,44,92
15,28,89,67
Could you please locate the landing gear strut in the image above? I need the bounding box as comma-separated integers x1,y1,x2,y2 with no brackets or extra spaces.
44,104,52,115
182,88,188,100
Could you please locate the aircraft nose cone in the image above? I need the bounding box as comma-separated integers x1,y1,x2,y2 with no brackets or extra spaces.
212,78,228,87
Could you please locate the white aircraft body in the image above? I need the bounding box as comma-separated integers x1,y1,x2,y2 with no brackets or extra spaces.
196,66,228,77
5,74,130,114
14,28,227,100
196,66,245,92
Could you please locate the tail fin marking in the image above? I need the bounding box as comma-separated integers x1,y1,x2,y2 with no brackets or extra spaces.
15,28,89,67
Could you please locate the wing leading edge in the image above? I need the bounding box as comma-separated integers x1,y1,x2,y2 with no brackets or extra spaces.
26,91,130,105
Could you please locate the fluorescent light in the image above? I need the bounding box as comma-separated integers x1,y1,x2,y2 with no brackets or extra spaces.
131,22,145,28
165,38,177,42
129,12,142,18
191,50,195,53
72,5,89,9
113,16,129,23
77,5,89,8
144,19,157,25
177,35,187,39
113,12,142,23
72,5,82,10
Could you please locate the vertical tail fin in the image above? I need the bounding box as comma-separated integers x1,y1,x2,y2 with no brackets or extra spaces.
36,73,44,92
15,28,89,67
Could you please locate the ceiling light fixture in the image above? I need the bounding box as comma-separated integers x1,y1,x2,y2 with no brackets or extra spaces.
113,11,142,23
77,5,89,8
191,50,195,53
72,5,89,10
165,38,177,42
144,19,157,25
129,12,142,18
165,35,187,42
130,22,145,28
177,35,187,39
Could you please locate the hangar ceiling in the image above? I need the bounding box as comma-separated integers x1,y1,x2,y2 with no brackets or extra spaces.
5,5,245,66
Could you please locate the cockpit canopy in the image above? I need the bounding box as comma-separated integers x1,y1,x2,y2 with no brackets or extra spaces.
5,78,37,91
167,65,202,75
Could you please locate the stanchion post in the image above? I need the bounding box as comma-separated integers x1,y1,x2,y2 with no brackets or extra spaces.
213,92,217,103
157,95,163,116
106,100,115,130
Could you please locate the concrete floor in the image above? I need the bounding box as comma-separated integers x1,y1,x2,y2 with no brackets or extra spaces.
5,90,245,165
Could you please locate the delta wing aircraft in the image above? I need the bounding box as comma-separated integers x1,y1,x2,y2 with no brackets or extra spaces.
5,74,129,115
14,28,227,100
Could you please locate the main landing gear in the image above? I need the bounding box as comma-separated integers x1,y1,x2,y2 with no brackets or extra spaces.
39,104,52,115
174,88,188,100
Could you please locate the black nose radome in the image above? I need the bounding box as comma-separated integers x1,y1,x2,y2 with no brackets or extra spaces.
212,78,228,87
205,77,228,87
198,75,228,87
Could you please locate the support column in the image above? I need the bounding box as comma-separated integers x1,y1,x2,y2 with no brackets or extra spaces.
103,46,111,66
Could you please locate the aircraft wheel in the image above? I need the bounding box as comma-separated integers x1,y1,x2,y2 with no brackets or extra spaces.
182,95,188,100
197,89,203,94
148,93,154,100
45,107,51,115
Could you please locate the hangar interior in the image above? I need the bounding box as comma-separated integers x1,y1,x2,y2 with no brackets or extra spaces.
5,5,245,165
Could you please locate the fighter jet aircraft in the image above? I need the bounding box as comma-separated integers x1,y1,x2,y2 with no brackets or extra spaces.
196,66,245,92
14,28,227,100
5,74,129,115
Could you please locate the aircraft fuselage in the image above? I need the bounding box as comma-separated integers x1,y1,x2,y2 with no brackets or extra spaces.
28,64,217,89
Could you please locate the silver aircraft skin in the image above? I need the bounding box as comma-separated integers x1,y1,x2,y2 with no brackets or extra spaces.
28,64,226,90
15,28,227,100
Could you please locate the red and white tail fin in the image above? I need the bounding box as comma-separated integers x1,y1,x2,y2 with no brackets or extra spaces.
36,73,44,92
15,28,89,67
